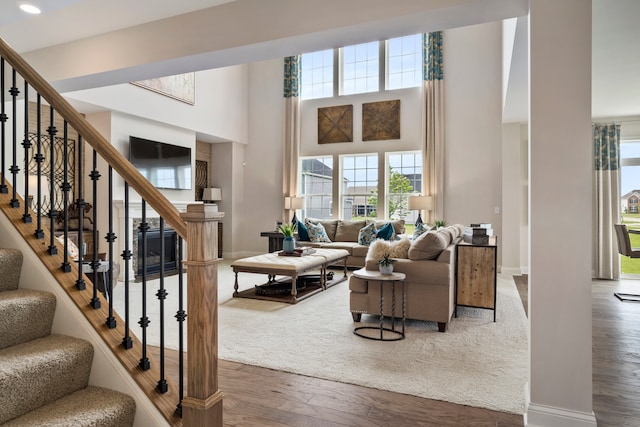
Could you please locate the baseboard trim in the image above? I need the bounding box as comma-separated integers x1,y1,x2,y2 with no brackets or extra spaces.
525,403,597,427
502,266,523,276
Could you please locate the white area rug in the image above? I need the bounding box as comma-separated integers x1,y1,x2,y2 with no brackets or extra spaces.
112,261,528,414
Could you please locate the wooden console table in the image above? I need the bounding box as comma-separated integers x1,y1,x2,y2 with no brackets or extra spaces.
455,236,498,321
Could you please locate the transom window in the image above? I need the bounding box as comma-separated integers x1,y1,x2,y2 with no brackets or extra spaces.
300,49,334,99
341,41,380,95
387,34,422,90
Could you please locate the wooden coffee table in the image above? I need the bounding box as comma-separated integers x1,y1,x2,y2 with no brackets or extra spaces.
231,248,349,304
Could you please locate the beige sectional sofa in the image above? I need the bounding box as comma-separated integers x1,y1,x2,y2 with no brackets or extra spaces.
297,218,406,268
349,224,465,332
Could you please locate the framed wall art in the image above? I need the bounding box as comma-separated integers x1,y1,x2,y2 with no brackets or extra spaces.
362,100,401,141
132,72,196,105
318,104,353,144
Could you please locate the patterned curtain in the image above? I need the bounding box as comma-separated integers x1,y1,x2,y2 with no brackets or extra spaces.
422,32,445,224
593,123,621,279
283,56,301,221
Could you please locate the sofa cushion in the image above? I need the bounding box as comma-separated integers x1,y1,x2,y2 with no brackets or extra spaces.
305,220,331,243
366,238,411,262
336,220,367,242
358,222,377,246
352,245,370,258
408,230,450,260
296,220,310,241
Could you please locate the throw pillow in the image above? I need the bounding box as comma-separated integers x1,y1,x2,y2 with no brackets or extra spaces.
358,222,377,246
366,238,411,262
55,235,80,261
413,222,430,239
408,230,448,260
305,220,331,243
296,220,310,241
376,222,396,240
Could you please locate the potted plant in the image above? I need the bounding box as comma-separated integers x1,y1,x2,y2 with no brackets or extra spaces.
378,253,397,275
434,219,447,229
278,223,297,253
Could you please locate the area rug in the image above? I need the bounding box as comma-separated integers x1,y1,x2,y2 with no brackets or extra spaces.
112,261,529,415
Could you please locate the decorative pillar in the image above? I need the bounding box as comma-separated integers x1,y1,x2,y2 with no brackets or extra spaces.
180,204,224,427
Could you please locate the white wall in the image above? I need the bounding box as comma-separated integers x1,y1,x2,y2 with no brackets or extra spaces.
444,22,503,264
502,123,523,275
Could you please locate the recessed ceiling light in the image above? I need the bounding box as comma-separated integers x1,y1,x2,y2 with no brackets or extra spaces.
18,2,41,14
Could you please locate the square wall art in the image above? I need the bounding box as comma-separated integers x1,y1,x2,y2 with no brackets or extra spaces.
362,100,400,141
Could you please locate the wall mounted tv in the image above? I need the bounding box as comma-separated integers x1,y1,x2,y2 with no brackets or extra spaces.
129,136,192,190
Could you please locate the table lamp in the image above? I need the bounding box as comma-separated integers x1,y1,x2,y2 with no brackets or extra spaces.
284,196,304,224
408,195,433,226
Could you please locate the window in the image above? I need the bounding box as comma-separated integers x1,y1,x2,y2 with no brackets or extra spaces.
301,49,334,99
301,157,333,219
300,34,423,99
386,152,422,224
341,41,380,95
387,34,422,90
341,154,378,219
619,141,640,274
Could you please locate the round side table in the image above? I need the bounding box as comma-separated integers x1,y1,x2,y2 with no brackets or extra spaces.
352,268,406,341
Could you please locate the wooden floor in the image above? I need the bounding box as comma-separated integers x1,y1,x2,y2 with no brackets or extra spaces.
147,277,640,426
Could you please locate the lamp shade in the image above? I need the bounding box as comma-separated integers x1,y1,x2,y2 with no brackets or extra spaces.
284,196,304,210
202,187,222,202
408,195,433,211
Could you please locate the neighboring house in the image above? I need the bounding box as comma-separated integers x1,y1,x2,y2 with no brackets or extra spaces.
621,190,640,213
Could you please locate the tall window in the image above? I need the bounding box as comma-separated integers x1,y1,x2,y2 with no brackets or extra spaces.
387,152,422,224
620,141,640,274
341,154,378,219
387,34,422,90
341,41,380,95
300,157,333,219
301,49,334,99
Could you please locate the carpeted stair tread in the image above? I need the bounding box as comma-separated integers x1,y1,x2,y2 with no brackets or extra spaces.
0,334,94,424
0,249,23,292
0,289,56,350
1,386,136,427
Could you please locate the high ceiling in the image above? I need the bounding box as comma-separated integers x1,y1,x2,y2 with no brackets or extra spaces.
0,0,638,122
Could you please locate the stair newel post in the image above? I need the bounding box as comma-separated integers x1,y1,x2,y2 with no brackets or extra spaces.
121,182,133,349
156,217,168,394
175,236,186,416
138,199,151,371
33,94,44,238
89,149,101,308
9,68,20,207
181,204,224,427
75,134,86,291
21,80,31,223
46,107,57,255
60,121,71,273
105,165,116,328
0,57,7,194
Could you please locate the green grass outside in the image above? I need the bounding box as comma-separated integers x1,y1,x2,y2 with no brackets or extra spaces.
620,214,640,274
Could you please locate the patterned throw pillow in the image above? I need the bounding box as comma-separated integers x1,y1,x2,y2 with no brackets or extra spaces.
55,235,80,261
358,222,377,246
375,222,396,241
305,220,331,242
413,222,430,239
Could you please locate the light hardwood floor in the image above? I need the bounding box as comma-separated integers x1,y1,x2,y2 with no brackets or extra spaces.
148,277,638,426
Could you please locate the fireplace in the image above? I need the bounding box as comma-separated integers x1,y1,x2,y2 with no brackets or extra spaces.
136,227,178,280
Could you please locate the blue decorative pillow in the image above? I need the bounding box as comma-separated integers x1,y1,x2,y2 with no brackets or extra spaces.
296,220,310,241
306,220,331,242
358,222,377,246
376,222,396,241
413,222,429,239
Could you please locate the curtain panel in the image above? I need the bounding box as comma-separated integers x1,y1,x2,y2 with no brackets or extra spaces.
283,56,301,221
593,123,621,279
422,32,445,224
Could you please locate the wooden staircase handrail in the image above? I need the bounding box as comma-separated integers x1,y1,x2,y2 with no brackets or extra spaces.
0,37,187,239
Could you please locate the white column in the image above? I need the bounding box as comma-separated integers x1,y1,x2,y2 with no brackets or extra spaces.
527,1,596,426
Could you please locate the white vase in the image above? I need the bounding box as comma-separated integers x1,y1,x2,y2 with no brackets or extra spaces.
379,264,393,275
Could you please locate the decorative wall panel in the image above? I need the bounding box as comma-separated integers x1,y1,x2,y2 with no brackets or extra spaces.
318,105,353,144
362,100,401,141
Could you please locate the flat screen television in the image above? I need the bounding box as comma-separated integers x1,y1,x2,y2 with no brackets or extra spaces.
129,136,192,190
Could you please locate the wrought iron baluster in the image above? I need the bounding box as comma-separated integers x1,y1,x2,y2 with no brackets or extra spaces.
46,107,57,256
75,135,86,291
138,199,150,371
105,166,116,328
157,218,168,393
121,182,133,349
9,68,20,207
21,81,31,223
33,94,44,238
89,149,101,308
60,121,71,273
0,57,7,194
175,236,186,417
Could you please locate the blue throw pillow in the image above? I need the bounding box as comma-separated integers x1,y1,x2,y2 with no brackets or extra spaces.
358,222,377,246
296,220,310,241
376,222,395,241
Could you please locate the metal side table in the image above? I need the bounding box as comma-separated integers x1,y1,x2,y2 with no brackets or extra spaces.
352,268,406,341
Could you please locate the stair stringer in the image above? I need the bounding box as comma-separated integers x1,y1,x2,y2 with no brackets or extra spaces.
0,214,170,427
